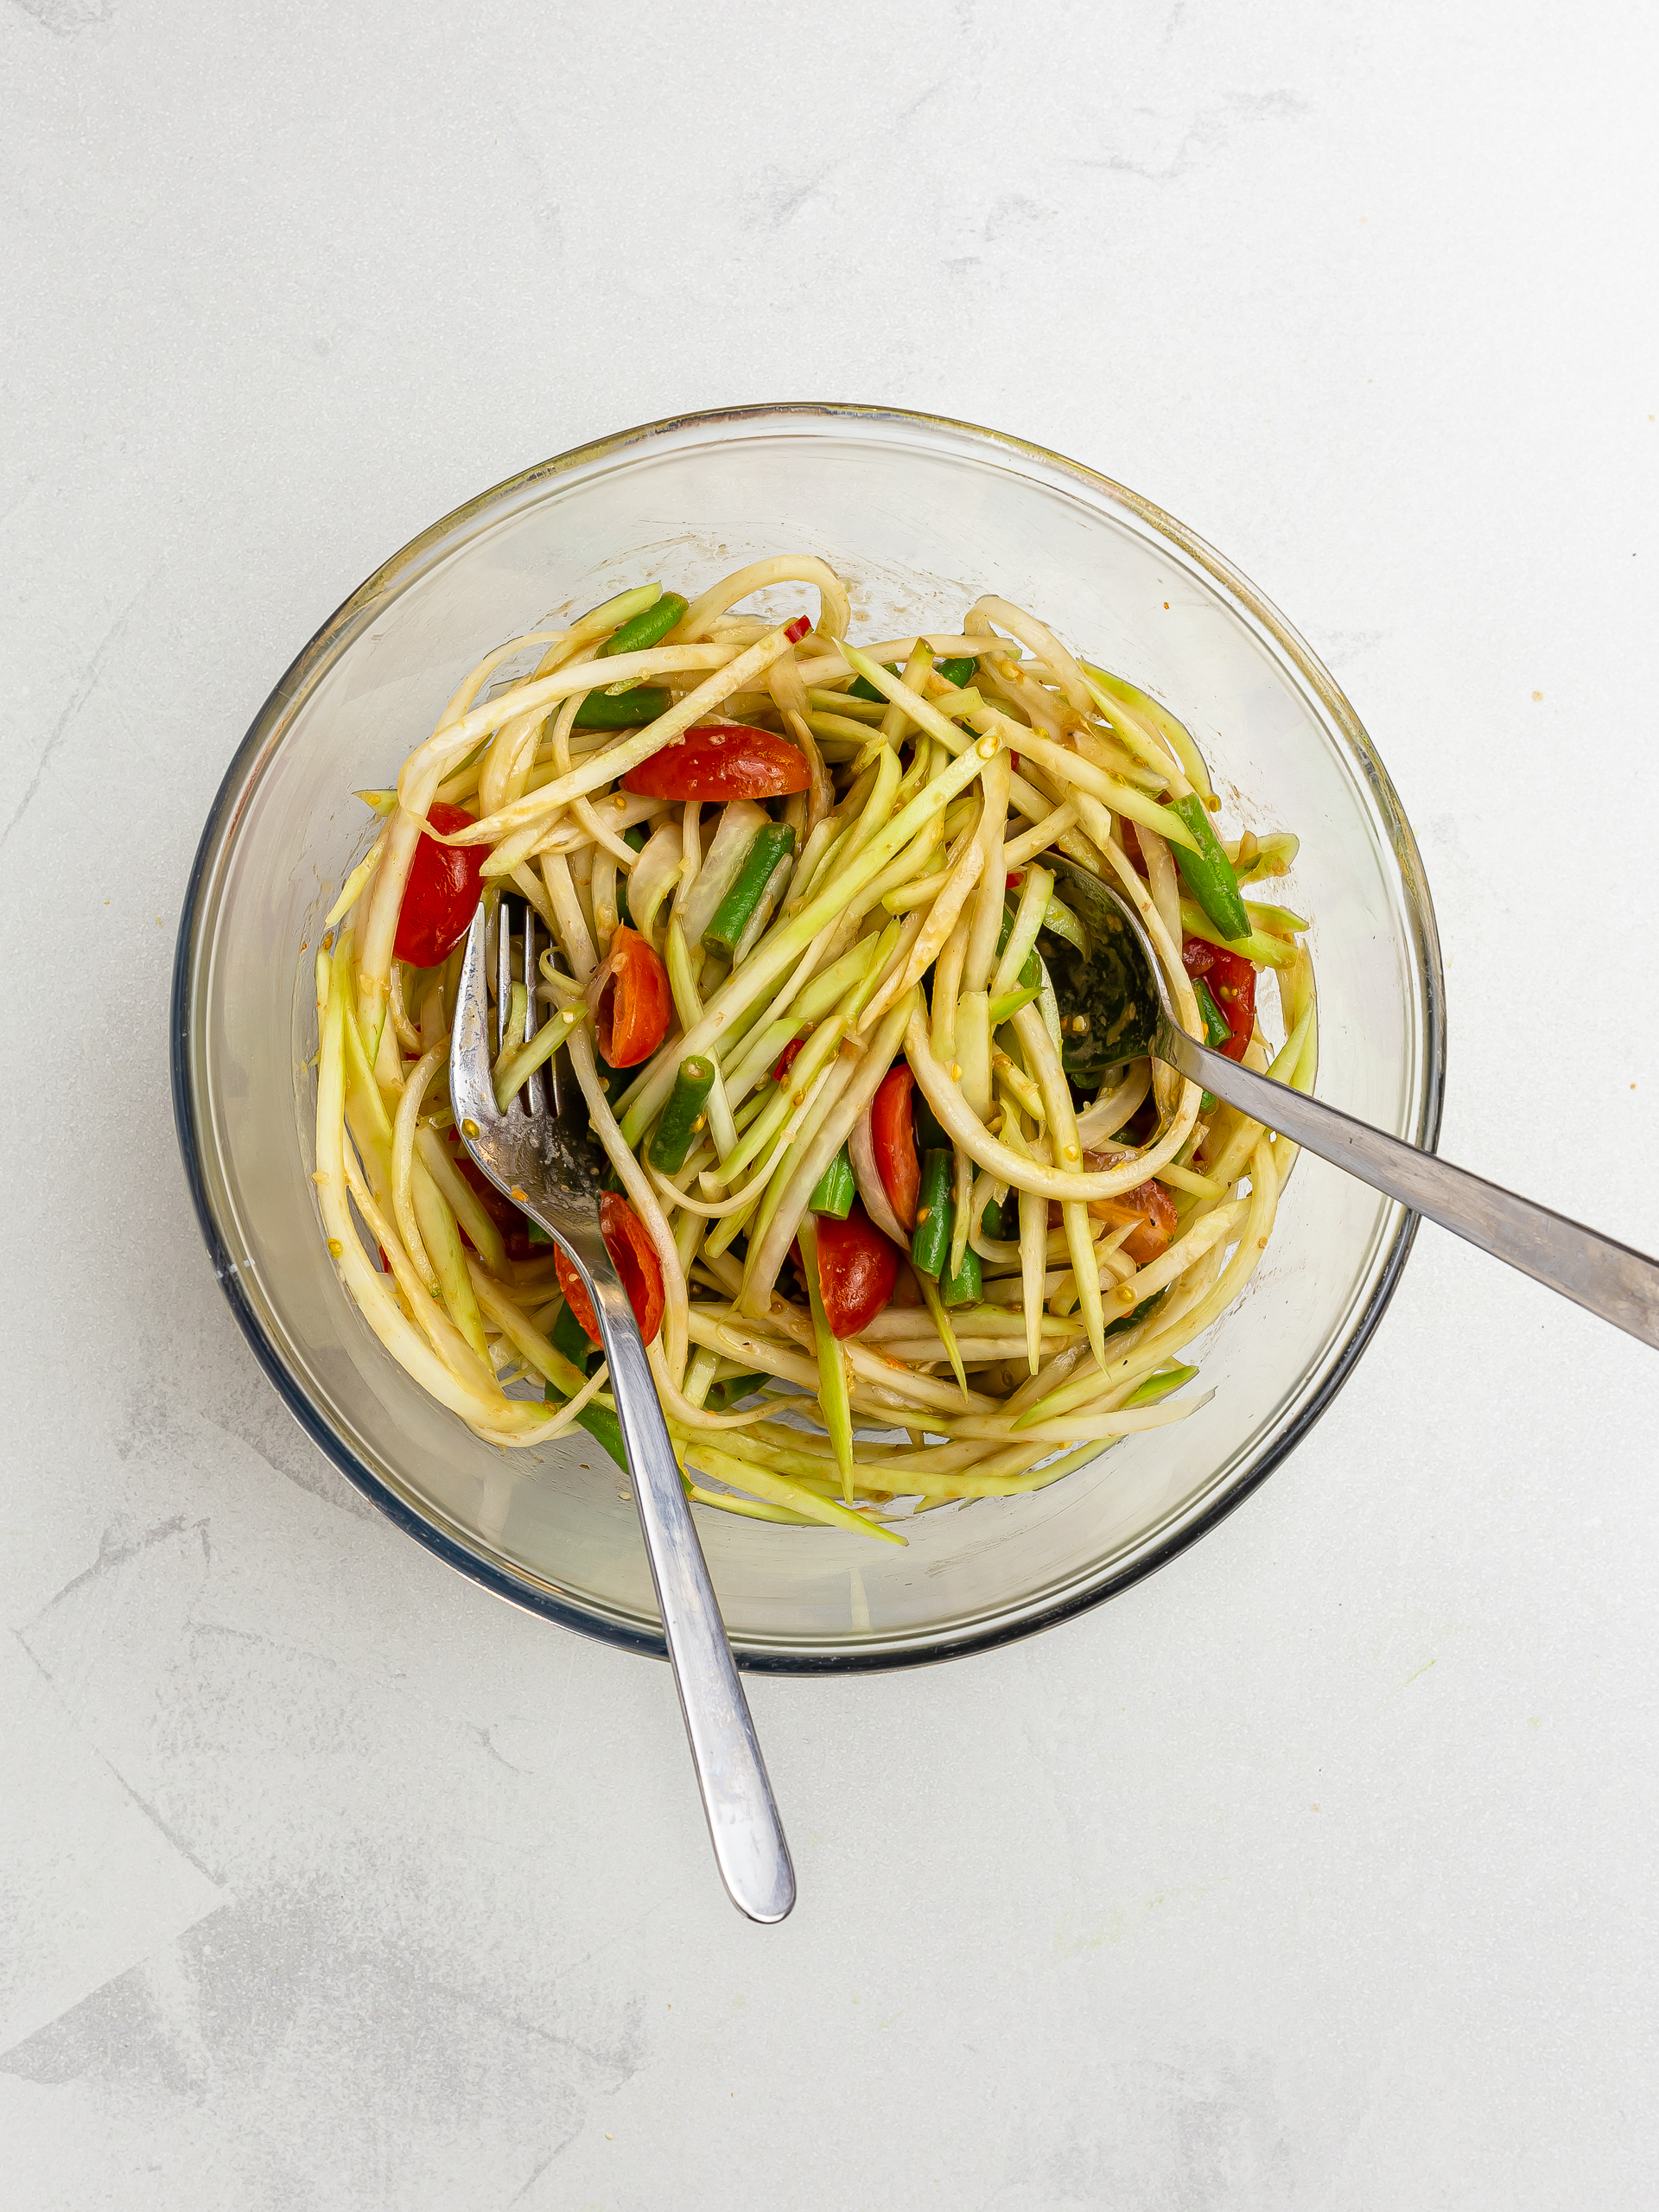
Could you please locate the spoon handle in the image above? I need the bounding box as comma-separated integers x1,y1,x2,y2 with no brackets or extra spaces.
1160,1025,1659,1351
579,1249,796,1923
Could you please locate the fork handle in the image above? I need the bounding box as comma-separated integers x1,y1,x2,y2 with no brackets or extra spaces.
1160,1022,1659,1350
579,1254,797,1923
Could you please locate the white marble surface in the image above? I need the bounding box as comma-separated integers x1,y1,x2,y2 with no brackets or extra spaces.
3,2,1656,2203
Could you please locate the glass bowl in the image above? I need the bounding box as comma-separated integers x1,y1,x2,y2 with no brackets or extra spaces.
172,404,1444,1671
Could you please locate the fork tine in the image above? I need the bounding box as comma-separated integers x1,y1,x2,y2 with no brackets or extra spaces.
522,900,546,1119
494,890,513,1066
448,905,499,1135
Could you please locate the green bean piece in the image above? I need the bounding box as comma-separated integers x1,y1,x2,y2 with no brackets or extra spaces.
573,685,672,730
981,1195,1007,1241
647,1056,717,1173
706,1370,768,1412
848,664,899,702
941,1243,982,1307
934,655,976,690
1192,976,1232,1050
702,823,796,958
1170,793,1250,940
910,1148,955,1279
912,1093,950,1155
808,1145,856,1219
598,592,688,658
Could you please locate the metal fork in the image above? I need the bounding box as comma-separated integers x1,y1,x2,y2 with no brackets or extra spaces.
450,896,796,1923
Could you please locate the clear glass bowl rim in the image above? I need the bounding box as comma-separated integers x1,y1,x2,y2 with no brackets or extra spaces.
170,400,1446,1674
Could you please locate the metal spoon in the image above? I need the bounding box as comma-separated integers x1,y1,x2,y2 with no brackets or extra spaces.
1050,859,1659,1351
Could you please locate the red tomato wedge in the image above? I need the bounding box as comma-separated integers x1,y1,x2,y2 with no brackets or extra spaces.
588,925,672,1069
810,1205,899,1339
1182,937,1256,1063
393,803,488,968
555,1193,665,1346
1078,1157,1179,1268
869,1064,920,1232
621,723,810,803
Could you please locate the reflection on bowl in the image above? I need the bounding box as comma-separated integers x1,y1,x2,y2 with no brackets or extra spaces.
173,404,1443,1671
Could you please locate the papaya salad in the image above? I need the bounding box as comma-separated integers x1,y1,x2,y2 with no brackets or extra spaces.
310,558,1317,1543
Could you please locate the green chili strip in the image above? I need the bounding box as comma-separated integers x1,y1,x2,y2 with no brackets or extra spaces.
1170,793,1250,940
1192,977,1232,1050
573,685,672,730
647,1056,717,1173
935,655,976,689
702,823,796,958
599,591,687,658
911,1149,954,1279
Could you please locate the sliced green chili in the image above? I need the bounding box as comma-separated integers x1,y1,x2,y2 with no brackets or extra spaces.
911,1148,954,1279
574,685,672,730
809,1145,856,1219
935,656,976,689
1192,976,1232,1050
647,1055,716,1173
702,823,796,958
1170,793,1250,940
599,592,688,658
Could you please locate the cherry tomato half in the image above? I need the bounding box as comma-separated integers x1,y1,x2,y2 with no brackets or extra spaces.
869,1064,920,1232
555,1193,665,1346
1077,1158,1179,1268
810,1205,899,1339
392,802,487,969
1182,937,1256,1063
621,723,810,804
589,925,672,1069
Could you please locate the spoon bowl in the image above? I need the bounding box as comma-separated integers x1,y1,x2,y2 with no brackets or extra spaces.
1051,857,1659,1353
